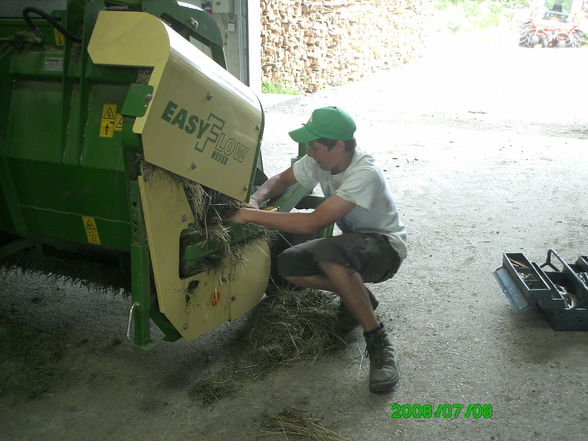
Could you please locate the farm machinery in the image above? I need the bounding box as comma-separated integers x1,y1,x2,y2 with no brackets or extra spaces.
0,0,316,348
519,0,586,47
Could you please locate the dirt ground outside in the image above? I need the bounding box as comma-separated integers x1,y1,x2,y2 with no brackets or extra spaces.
1,28,587,441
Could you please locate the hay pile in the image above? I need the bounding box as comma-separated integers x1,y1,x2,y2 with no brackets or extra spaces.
258,408,351,441
189,288,355,406
243,288,351,364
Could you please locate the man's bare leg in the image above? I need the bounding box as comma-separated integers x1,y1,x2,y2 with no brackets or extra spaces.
285,266,378,331
285,261,398,392
287,262,380,331
316,262,379,331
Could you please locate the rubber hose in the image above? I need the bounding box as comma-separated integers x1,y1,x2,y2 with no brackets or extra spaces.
22,6,82,43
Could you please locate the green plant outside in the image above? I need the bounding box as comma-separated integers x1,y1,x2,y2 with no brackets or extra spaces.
435,0,529,10
261,80,299,95
435,0,532,30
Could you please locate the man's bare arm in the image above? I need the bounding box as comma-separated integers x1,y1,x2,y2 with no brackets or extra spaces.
230,195,355,235
249,167,297,208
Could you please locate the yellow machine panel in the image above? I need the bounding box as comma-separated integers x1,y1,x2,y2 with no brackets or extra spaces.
138,169,270,341
88,11,263,201
88,11,271,342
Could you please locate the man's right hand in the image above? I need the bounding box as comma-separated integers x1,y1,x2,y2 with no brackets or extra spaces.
246,199,261,210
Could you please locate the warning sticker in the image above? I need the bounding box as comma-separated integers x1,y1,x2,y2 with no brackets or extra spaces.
102,104,116,120
54,29,65,47
100,120,116,138
100,104,117,138
82,216,102,245
114,113,123,131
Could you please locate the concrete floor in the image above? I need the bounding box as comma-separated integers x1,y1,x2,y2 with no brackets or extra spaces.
1,30,587,441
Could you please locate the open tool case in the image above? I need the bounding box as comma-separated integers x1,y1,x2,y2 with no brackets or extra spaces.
495,250,588,330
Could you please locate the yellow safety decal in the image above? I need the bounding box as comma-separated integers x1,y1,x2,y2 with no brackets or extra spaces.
82,216,102,245
54,29,65,47
99,104,117,138
114,113,123,131
102,104,117,119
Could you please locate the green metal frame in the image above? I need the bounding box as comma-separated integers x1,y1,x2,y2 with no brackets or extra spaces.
0,0,239,348
127,181,158,349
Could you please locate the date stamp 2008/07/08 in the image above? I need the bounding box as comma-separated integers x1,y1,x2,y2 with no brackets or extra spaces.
389,403,493,419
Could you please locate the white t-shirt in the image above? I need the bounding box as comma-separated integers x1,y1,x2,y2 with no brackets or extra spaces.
292,149,407,259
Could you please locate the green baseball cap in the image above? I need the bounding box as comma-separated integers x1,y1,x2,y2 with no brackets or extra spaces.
288,106,356,143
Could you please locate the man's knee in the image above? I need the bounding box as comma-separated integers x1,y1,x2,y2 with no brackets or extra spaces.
277,246,317,279
318,260,356,277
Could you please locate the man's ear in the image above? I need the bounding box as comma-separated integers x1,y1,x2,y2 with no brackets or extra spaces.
335,140,346,151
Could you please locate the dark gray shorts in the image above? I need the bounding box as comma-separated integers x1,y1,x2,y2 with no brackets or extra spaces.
277,232,401,283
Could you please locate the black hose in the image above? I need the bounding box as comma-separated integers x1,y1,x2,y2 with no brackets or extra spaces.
22,6,82,43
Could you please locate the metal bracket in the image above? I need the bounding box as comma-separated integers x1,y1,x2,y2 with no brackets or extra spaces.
126,302,139,341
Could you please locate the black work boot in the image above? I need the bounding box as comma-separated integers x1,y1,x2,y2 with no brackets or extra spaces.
364,324,399,393
336,288,379,327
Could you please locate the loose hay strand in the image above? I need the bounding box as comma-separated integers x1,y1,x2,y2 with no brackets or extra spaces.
258,408,352,441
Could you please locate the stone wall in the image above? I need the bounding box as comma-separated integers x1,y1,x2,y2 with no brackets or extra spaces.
261,0,431,93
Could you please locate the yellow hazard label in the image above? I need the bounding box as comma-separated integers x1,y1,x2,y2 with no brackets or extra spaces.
54,29,65,47
100,119,115,138
114,113,123,131
102,104,117,120
82,216,102,245
100,104,117,138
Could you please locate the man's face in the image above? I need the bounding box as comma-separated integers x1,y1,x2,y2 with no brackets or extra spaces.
307,140,343,171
